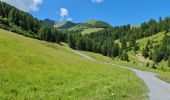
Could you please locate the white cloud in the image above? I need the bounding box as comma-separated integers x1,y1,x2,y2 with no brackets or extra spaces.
60,8,69,18
66,18,72,21
0,0,43,11
60,8,69,21
92,0,104,3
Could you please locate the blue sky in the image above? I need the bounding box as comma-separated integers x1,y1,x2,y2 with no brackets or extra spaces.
3,0,170,26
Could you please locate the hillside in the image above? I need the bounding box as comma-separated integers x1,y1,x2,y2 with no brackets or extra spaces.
0,29,147,99
0,2,65,43
114,31,170,71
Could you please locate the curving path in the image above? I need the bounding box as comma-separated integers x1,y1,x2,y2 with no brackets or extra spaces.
73,50,170,100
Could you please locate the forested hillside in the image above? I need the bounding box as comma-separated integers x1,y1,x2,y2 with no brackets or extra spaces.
0,2,66,43
67,18,170,68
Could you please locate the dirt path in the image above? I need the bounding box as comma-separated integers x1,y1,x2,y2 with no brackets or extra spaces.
108,63,170,100
74,50,170,100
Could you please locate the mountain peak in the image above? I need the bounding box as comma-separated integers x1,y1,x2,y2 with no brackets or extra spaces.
43,18,57,26
84,20,112,28
54,21,77,29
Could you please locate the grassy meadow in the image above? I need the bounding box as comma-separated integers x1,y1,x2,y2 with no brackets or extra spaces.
81,28,103,35
0,29,147,100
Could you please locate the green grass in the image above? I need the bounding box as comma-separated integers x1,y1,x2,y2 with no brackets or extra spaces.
0,29,147,100
137,32,168,50
81,28,103,35
81,47,170,83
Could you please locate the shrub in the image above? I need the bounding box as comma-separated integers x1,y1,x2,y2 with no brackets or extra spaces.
0,17,10,25
152,63,157,69
146,63,149,67
168,56,170,67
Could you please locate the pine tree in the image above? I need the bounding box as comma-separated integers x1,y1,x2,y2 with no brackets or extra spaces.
133,43,139,51
142,44,149,58
112,43,120,57
76,36,85,50
120,50,129,61
8,9,14,22
38,25,46,40
67,35,76,49
121,37,127,49
85,38,93,51
101,42,108,56
142,48,149,58
129,35,136,48
149,51,153,60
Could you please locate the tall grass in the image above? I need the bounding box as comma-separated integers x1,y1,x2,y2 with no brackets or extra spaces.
0,29,147,100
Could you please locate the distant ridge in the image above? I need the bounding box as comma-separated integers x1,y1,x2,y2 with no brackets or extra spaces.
54,20,112,29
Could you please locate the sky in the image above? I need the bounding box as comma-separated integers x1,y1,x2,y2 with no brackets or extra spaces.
2,0,170,26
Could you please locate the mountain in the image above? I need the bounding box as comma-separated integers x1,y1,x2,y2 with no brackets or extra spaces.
54,20,112,35
43,18,57,26
84,20,112,28
54,21,77,29
54,20,111,30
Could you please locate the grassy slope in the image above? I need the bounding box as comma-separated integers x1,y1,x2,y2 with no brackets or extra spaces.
82,32,170,83
128,32,168,68
136,32,170,83
81,28,103,35
0,29,147,100
137,32,166,49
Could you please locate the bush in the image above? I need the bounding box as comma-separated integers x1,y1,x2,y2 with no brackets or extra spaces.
142,48,149,58
0,17,10,25
146,63,149,67
168,56,170,67
152,63,157,69
120,50,129,61
134,44,139,51
149,51,153,60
